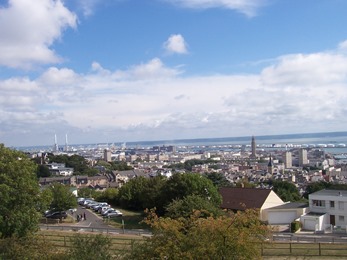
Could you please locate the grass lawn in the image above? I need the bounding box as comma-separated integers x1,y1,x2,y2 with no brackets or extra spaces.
104,208,150,230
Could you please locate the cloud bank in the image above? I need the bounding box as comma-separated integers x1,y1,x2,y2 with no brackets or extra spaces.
164,0,267,17
0,0,77,69
1,40,347,146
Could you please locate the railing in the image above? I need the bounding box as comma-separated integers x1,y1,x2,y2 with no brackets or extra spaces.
38,233,143,254
262,242,347,257
38,233,347,258
39,224,151,236
272,233,347,243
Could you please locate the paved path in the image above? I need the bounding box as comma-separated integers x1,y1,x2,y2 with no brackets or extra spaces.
71,206,109,229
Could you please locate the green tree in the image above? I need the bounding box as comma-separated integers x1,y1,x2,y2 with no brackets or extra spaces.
77,187,98,199
140,176,166,210
165,194,223,219
68,234,113,260
0,144,42,238
156,173,222,215
303,181,347,199
94,188,119,204
204,172,232,188
129,209,270,259
36,164,51,178
47,154,90,175
49,182,77,211
110,161,133,171
271,180,302,202
117,176,149,210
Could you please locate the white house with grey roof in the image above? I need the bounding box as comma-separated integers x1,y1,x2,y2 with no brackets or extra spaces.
301,189,347,231
265,202,308,225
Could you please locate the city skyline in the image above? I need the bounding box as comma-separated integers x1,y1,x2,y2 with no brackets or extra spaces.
1,0,347,147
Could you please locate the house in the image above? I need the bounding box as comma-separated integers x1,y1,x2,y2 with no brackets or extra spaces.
39,177,72,186
265,202,308,225
300,189,347,231
219,187,284,223
113,169,147,187
46,163,74,176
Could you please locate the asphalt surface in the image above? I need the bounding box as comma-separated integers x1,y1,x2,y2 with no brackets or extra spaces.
71,205,108,229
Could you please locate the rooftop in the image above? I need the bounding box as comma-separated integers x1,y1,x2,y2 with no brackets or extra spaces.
311,189,347,197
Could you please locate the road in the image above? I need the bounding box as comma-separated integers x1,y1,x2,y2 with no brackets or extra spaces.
40,205,151,236
71,205,108,229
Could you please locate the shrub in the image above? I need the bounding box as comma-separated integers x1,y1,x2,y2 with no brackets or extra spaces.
290,221,301,233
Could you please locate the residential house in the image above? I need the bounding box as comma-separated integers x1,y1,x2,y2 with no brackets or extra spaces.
301,189,347,231
219,187,284,223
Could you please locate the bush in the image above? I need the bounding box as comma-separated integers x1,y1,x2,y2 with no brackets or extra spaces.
290,221,301,233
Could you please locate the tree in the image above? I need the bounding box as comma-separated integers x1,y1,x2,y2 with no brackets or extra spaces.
204,172,232,188
117,176,149,210
47,154,90,175
36,164,51,178
303,181,347,199
68,234,113,260
129,209,270,259
165,194,223,219
0,144,42,238
271,180,302,202
156,173,222,215
77,187,98,199
48,182,77,211
94,188,119,204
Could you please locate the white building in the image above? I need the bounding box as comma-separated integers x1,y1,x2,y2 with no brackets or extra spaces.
299,148,308,166
301,189,347,231
283,151,292,169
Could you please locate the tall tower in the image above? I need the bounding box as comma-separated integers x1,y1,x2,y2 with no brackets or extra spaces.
268,154,274,174
53,134,59,152
64,134,69,152
299,148,308,167
283,151,292,169
104,149,112,162
250,136,256,158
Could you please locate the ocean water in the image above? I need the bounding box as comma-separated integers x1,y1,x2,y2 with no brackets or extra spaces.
126,131,347,148
16,131,347,154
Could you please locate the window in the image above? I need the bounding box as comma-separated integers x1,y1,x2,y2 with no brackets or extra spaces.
339,216,345,222
312,200,325,207
339,201,344,210
330,201,335,208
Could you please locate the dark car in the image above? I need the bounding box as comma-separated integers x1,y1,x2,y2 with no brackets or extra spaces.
45,211,67,219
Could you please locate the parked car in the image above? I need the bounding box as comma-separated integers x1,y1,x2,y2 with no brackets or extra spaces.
101,208,115,216
98,206,110,214
92,203,109,212
82,199,95,206
45,211,68,219
106,210,123,218
85,202,99,209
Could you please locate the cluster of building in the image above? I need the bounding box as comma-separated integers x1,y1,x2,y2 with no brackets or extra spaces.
220,187,347,233
34,135,347,232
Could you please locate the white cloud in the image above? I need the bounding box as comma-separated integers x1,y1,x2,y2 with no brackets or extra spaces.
338,40,347,51
164,0,267,17
75,0,101,16
2,41,347,146
0,0,77,69
261,53,347,86
163,34,188,54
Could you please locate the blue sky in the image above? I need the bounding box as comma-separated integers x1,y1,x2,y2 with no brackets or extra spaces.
1,0,347,147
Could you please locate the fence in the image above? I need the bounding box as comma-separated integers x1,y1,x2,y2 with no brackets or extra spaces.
39,224,151,236
262,242,347,257
38,232,143,254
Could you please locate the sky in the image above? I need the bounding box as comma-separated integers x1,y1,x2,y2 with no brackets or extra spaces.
1,0,347,147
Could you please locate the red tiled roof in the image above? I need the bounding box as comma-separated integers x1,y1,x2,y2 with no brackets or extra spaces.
219,187,272,210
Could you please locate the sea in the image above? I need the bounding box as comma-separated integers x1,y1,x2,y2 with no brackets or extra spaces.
16,131,347,156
